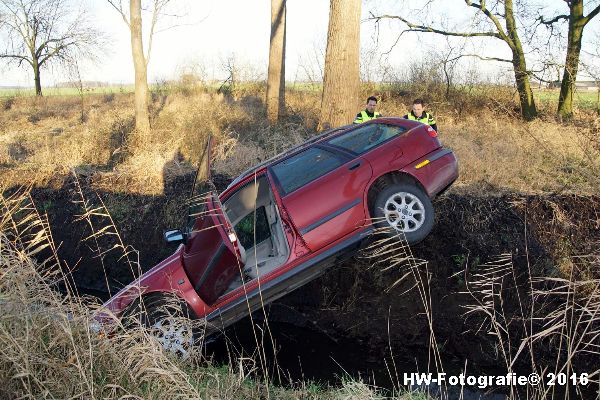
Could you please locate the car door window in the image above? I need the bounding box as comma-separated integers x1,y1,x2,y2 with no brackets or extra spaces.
234,206,271,249
327,124,407,154
271,147,345,195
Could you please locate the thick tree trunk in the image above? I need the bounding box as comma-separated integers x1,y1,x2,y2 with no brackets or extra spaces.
319,0,361,129
32,58,42,96
266,0,286,124
558,1,585,120
512,52,537,121
505,0,537,121
130,0,151,135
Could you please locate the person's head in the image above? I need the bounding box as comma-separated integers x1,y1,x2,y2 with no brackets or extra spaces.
412,99,425,117
366,96,378,113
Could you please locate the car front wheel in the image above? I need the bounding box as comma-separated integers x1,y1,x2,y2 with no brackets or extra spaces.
373,183,434,244
127,295,195,359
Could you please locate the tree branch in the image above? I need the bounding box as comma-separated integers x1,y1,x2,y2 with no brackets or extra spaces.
464,0,511,45
38,40,77,66
583,4,600,26
449,53,513,63
369,13,502,39
146,0,161,66
538,14,569,25
106,0,130,26
0,53,33,66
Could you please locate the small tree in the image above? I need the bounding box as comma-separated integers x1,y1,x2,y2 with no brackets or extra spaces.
0,0,103,96
539,1,600,120
106,0,176,136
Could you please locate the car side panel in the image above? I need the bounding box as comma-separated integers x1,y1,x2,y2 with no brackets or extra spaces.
102,248,212,319
280,156,373,251
402,149,459,197
361,125,442,180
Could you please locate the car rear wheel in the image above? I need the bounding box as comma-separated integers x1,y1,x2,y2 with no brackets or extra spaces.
373,183,434,244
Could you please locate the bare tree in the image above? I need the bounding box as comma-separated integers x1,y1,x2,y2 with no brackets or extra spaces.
266,0,286,124
106,0,175,135
539,0,600,120
0,0,103,96
437,37,468,99
217,54,238,94
371,0,539,121
296,39,325,86
319,0,361,129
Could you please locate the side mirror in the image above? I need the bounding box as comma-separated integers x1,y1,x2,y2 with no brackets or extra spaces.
164,229,185,245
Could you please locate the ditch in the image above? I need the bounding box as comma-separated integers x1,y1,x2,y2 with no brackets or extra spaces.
23,174,600,398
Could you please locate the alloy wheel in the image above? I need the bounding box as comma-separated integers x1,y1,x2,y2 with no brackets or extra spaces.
383,191,426,233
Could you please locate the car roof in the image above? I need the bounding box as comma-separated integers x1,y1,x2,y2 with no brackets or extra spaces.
225,118,416,190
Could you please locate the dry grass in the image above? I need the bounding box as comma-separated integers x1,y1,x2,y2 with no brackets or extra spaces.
459,253,600,399
443,114,600,194
362,226,600,399
1,83,598,196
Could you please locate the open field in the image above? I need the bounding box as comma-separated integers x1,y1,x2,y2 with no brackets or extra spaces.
534,88,600,112
1,83,598,195
3,81,599,112
0,85,135,97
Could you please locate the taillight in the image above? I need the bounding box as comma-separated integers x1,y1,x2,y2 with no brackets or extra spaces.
427,127,438,137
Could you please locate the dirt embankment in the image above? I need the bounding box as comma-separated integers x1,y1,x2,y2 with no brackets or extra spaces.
283,192,598,370
21,174,599,373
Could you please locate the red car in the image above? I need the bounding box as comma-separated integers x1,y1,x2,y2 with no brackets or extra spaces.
100,118,458,350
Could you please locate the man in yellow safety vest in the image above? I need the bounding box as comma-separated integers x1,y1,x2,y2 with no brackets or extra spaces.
403,98,437,131
353,96,382,124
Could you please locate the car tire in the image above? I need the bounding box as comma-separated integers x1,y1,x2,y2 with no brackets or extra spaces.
372,183,434,244
132,295,196,359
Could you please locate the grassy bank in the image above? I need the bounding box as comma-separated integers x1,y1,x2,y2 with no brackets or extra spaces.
1,83,598,196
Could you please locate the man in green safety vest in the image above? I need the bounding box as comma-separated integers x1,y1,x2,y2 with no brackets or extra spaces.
353,96,382,124
403,99,438,131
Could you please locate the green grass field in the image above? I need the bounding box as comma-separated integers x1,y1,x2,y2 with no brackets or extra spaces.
534,88,599,111
2,82,599,113
0,85,134,97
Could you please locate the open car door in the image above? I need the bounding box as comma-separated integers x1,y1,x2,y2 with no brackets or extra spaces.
181,137,242,305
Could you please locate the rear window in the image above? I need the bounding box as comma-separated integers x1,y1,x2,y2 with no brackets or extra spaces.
327,124,407,154
271,147,344,195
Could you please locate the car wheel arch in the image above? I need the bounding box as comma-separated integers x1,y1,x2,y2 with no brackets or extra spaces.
120,291,196,326
366,171,427,219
